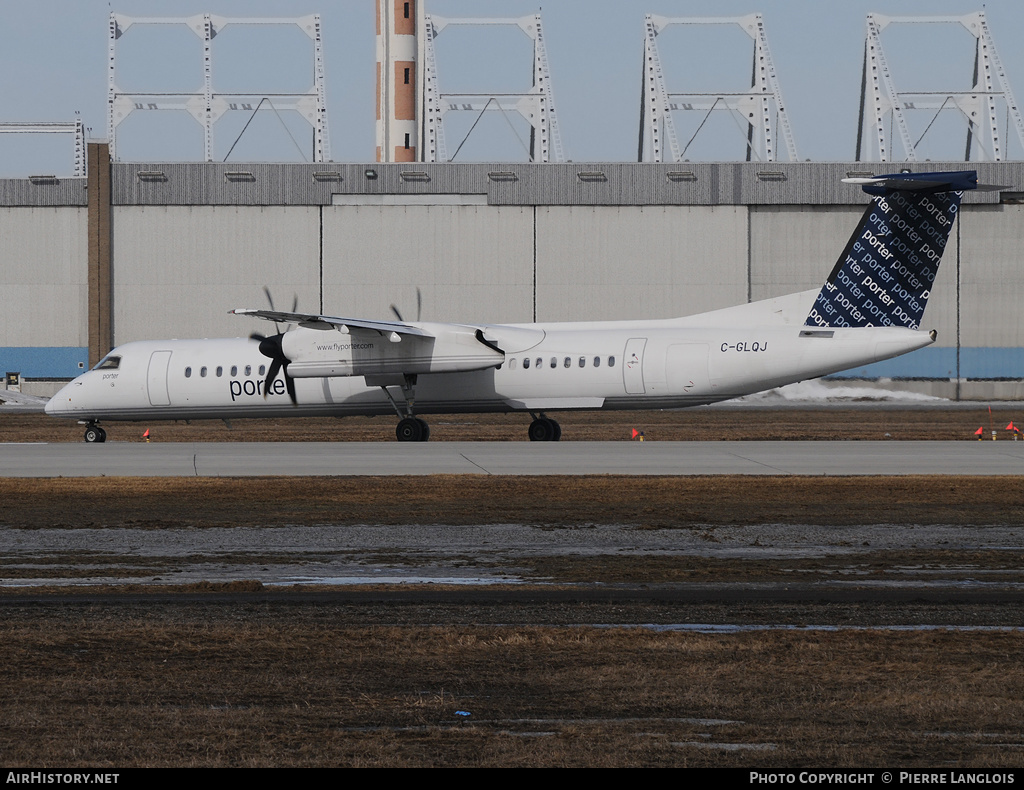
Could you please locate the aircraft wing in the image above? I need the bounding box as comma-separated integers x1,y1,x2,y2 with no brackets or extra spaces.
232,308,508,379
230,309,434,338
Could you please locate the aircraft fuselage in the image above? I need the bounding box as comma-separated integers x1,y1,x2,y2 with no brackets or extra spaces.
46,316,932,423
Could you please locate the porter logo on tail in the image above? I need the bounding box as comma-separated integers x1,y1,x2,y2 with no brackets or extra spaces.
806,171,977,330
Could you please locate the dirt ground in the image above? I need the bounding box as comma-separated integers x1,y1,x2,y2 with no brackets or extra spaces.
3,608,1023,768
14,405,1024,443
2,474,1023,530
5,408,1024,767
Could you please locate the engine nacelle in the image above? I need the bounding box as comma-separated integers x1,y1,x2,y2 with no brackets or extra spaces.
281,324,504,378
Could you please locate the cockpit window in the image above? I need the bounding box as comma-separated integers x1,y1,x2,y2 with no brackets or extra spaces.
95,355,121,371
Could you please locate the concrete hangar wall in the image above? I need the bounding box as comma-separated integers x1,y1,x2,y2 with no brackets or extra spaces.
2,158,1023,399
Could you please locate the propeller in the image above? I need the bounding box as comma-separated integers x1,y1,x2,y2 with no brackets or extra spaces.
251,286,299,405
250,331,297,405
390,287,423,323
262,286,299,332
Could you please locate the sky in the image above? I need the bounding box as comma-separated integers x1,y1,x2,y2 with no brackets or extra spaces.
1,0,1023,175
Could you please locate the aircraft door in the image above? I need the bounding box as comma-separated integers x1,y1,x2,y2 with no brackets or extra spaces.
623,337,647,394
146,350,172,406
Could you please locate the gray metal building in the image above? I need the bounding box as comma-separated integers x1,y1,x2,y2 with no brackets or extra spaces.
2,151,1022,399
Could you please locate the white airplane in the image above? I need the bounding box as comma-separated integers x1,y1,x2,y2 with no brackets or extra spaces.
46,170,984,443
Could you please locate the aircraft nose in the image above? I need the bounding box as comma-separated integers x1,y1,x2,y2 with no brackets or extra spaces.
45,382,76,415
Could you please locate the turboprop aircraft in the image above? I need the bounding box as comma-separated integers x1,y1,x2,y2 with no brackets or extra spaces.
46,170,985,443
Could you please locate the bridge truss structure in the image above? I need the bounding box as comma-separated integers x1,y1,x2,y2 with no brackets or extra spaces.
856,11,1024,162
639,14,798,163
107,13,330,163
420,13,564,163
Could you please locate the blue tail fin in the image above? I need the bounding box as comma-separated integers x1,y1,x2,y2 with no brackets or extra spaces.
805,170,977,330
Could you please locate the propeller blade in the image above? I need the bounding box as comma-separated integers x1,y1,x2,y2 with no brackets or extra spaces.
282,364,297,405
391,288,423,323
264,357,282,399
262,286,283,333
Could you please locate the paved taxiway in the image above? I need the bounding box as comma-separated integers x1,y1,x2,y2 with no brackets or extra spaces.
2,440,1023,476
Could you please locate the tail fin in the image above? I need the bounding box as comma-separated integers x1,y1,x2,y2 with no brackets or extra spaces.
805,170,978,330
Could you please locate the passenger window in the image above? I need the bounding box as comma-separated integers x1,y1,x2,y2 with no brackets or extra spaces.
594,357,600,368
245,365,252,376
184,367,192,378
608,356,616,367
259,365,266,376
95,355,121,370
579,357,585,368
535,358,542,369
216,366,223,377
550,357,557,369
523,357,530,369
200,366,207,377
563,357,571,368
230,365,237,377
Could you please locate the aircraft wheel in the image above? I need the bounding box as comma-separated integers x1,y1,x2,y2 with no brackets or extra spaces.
84,426,106,444
550,419,561,441
416,418,430,442
528,418,557,442
396,417,424,442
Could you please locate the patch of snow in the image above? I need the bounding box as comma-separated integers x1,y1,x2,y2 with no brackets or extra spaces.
736,380,944,403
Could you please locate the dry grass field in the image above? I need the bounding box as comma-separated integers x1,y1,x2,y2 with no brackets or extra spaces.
3,407,1024,767
8,405,1023,443
1,474,1023,529
3,608,1023,768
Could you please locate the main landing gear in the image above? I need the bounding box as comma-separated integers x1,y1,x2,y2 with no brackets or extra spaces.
381,375,564,442
396,417,430,442
380,375,431,443
83,423,107,443
528,414,561,442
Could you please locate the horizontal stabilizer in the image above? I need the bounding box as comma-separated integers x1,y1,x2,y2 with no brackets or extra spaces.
842,170,1004,196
